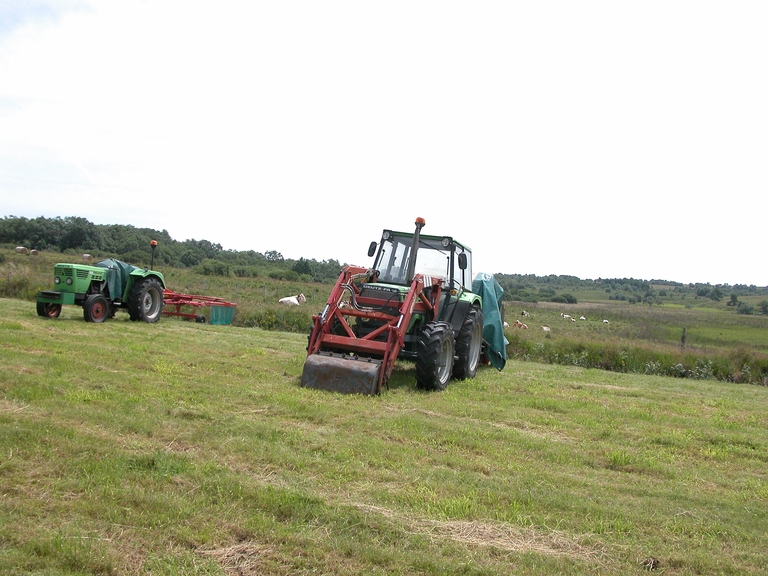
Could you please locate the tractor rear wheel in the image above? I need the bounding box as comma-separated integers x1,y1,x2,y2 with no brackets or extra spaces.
416,321,455,391
36,302,62,319
453,306,483,380
128,278,164,323
83,294,110,323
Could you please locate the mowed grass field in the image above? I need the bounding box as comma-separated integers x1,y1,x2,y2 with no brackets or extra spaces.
2,297,768,575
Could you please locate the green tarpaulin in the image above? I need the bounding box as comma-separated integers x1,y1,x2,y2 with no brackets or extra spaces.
96,259,137,300
472,272,507,371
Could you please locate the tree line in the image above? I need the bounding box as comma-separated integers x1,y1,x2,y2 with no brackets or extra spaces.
0,215,344,284
494,272,768,308
3,215,766,300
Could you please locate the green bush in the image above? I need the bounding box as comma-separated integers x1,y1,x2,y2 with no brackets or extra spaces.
235,306,313,333
232,266,260,278
268,269,300,282
551,293,577,304
737,301,754,315
196,259,230,277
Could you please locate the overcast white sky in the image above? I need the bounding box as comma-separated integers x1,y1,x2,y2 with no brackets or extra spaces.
1,1,766,286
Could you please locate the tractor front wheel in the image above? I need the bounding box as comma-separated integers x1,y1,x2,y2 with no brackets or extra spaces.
416,321,455,391
128,278,164,323
453,306,483,380
83,294,110,323
36,302,62,319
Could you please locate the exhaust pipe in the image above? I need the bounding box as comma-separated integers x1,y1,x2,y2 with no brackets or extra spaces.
405,217,425,283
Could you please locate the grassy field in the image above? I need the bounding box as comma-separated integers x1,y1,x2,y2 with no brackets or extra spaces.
2,297,768,575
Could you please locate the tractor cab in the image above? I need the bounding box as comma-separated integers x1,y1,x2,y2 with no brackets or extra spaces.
368,228,474,291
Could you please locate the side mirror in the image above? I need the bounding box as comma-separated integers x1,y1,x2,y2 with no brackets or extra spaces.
458,253,467,270
368,242,377,258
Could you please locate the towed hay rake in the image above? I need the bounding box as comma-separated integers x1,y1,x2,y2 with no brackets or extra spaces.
162,290,237,325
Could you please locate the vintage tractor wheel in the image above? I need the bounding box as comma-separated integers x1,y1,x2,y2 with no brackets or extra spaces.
36,301,62,319
416,321,455,391
128,278,164,323
83,294,110,323
453,306,483,380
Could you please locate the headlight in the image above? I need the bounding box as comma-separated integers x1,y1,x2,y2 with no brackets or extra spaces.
441,237,451,248
382,231,391,241
54,276,60,284
66,278,73,285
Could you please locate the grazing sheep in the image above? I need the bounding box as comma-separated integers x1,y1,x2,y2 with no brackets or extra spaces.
279,293,306,306
561,313,571,320
503,321,510,328
603,319,610,324
541,326,551,332
580,316,586,321
513,320,528,329
521,310,530,317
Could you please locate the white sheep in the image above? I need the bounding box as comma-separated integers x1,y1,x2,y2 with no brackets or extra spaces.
279,293,306,306
541,326,551,332
580,316,586,321
603,319,610,324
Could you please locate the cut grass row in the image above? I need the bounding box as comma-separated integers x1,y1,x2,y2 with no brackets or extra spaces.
2,298,768,574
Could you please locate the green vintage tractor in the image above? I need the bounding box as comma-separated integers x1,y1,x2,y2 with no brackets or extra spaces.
36,242,166,323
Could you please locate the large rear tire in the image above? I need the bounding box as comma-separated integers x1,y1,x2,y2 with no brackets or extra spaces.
36,301,62,319
83,294,110,323
453,306,483,380
416,321,455,391
128,278,164,323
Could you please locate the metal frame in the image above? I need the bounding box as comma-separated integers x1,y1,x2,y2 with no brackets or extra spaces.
304,265,445,393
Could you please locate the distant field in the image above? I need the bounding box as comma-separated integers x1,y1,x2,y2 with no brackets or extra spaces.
514,300,768,353
2,297,768,575
502,298,768,384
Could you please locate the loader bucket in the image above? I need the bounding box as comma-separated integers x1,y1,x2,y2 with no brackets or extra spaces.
300,353,383,395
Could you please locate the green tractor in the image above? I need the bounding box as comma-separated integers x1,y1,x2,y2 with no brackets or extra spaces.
36,244,166,323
